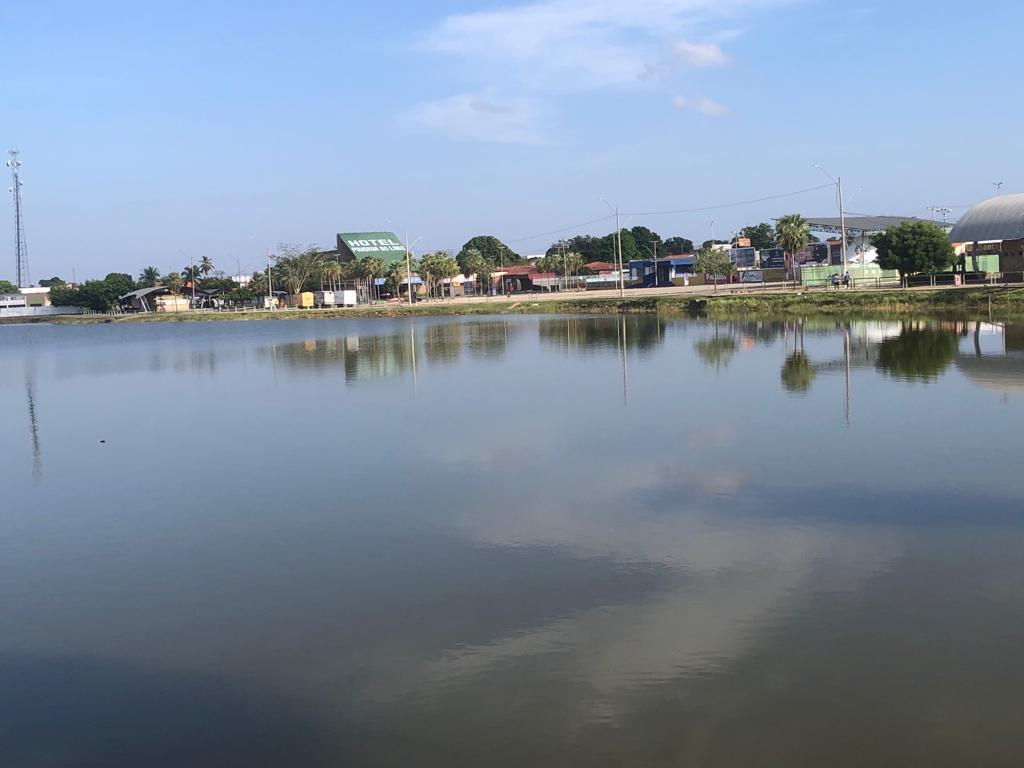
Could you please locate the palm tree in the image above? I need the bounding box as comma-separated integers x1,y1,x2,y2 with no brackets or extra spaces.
360,256,386,301
138,266,161,288
319,260,342,292
436,253,459,300
776,214,811,279
198,256,214,277
163,272,183,294
182,265,201,283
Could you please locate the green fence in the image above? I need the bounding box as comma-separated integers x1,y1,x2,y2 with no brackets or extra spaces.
799,264,900,287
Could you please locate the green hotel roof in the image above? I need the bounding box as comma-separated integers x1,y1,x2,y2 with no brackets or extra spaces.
336,232,407,264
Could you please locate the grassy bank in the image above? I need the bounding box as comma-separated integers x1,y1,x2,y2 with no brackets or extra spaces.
685,286,1024,319
7,286,1024,325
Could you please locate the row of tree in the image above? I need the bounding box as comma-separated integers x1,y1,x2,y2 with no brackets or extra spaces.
35,217,956,311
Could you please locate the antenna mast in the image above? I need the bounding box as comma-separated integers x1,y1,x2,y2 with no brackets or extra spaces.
6,148,30,288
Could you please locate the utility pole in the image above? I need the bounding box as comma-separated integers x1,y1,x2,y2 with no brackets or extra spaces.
838,176,848,275
601,199,625,297
190,254,196,306
405,229,413,307
267,249,274,309
616,209,624,296
6,149,30,288
814,165,848,274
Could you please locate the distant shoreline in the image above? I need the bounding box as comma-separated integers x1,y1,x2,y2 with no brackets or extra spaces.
3,286,1023,325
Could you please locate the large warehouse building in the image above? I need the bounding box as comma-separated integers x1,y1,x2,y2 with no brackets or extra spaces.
948,194,1024,277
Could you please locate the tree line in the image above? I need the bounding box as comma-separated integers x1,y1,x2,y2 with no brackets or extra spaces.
34,216,956,311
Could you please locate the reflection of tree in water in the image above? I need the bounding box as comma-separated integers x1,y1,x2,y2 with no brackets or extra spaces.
876,325,959,382
694,335,738,370
735,320,784,346
694,322,738,370
269,321,516,383
781,352,816,393
423,320,518,363
538,316,665,353
271,335,414,383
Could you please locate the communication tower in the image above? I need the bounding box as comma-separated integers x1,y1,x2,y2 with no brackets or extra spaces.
6,148,30,288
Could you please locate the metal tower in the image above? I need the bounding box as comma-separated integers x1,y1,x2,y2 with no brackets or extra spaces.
7,148,30,288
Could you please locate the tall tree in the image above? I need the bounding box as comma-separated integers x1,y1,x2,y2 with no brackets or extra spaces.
0,280,20,294
457,236,519,267
276,247,325,295
872,221,954,282
458,248,495,295
163,272,183,294
547,235,600,262
358,255,386,300
776,214,811,274
38,276,65,287
198,256,215,277
138,266,161,288
629,226,663,259
695,246,735,291
539,250,583,277
663,237,694,255
739,223,777,250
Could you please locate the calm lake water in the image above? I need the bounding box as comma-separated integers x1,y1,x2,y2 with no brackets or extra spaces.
2,315,1024,767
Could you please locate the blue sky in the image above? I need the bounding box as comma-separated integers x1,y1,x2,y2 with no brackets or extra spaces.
3,0,1021,280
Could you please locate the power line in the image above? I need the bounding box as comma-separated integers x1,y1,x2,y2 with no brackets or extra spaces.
505,183,835,245
623,183,834,217
506,214,616,244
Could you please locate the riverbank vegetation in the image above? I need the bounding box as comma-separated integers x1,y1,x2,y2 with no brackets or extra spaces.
13,286,1024,326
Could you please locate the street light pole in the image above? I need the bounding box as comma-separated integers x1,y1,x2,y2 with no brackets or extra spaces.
838,175,848,276
267,249,274,310
601,199,625,297
616,210,624,296
405,228,413,307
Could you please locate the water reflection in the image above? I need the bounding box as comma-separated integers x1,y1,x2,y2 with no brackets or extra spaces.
24,365,41,481
266,320,519,383
695,328,739,370
781,352,815,393
538,316,665,353
3,315,1024,766
875,324,959,382
955,321,1024,394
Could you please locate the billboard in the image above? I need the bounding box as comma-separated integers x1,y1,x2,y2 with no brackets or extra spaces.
759,248,785,269
337,232,407,264
796,243,829,264
739,270,764,283
729,247,757,268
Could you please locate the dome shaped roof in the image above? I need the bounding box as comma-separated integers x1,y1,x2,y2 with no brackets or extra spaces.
949,194,1024,243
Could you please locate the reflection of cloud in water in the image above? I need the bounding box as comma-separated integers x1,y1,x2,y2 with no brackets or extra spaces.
399,431,900,720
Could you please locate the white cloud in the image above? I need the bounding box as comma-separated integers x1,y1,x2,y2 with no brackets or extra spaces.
672,94,732,116
414,0,775,140
410,93,542,145
424,0,775,90
673,39,731,67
